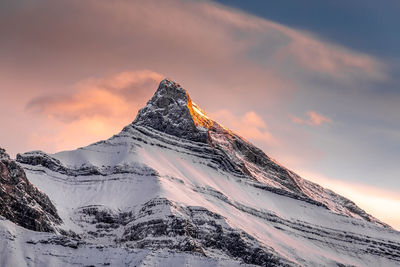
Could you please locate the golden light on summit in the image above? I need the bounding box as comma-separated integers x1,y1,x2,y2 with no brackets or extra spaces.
186,93,214,129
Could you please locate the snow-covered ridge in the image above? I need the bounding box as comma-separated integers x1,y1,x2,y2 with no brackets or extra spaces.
17,121,385,227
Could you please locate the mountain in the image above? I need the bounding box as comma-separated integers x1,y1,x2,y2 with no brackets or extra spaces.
1,79,399,266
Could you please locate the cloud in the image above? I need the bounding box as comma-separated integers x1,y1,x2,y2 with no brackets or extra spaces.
0,0,387,99
192,1,386,81
269,25,387,81
23,70,163,153
28,70,163,122
290,110,332,126
27,115,129,153
211,110,276,145
193,2,387,81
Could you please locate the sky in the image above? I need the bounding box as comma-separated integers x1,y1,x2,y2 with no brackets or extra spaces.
0,0,399,229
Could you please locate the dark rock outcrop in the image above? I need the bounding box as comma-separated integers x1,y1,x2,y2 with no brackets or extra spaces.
0,148,61,232
16,150,67,173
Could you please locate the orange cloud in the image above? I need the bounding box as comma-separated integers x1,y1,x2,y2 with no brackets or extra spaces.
27,115,128,153
25,70,163,153
290,110,331,126
28,70,163,122
33,89,130,122
211,110,276,145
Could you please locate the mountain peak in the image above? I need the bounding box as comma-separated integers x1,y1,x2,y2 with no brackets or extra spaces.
133,79,213,142
6,79,399,266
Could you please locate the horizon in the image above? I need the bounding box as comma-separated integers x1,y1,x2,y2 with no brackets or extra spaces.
1,0,399,230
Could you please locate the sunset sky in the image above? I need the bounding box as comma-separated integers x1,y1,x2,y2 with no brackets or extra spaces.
1,0,399,229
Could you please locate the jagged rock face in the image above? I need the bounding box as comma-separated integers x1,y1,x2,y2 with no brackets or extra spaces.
70,198,285,266
133,79,208,143
120,198,284,266
131,79,306,193
0,148,61,232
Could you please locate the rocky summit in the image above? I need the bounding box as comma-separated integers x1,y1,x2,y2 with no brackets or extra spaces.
0,79,399,266
133,79,211,143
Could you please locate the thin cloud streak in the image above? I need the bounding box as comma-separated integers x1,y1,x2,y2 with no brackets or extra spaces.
290,110,332,126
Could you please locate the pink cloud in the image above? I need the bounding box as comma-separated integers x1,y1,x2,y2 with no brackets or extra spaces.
1,0,386,108
211,110,276,145
28,70,163,122
0,0,382,159
23,70,163,153
290,110,332,126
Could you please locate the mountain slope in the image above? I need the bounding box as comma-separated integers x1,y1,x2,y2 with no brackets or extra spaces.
1,79,399,266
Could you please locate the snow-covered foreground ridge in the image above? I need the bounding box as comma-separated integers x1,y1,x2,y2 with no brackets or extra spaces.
1,79,400,266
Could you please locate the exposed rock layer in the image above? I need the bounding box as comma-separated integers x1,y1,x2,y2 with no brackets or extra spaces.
0,148,61,232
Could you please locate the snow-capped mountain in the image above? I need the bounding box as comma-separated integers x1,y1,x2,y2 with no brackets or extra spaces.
1,79,399,266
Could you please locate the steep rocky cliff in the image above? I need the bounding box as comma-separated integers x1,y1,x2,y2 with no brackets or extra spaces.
0,148,61,232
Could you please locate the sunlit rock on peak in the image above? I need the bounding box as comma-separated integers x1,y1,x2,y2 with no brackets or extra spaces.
133,78,214,142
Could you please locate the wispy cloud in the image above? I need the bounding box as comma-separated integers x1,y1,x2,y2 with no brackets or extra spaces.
290,110,332,126
270,25,387,81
